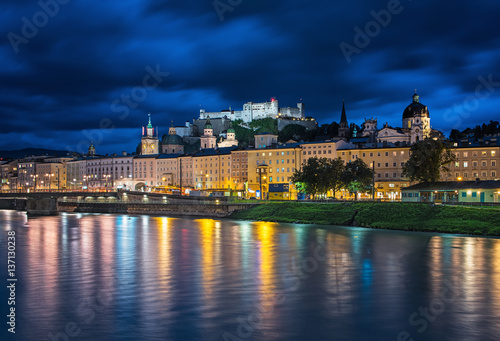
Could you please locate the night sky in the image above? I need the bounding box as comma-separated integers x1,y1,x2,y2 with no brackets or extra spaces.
1,0,500,155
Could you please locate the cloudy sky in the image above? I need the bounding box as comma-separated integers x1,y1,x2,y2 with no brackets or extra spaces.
1,0,500,154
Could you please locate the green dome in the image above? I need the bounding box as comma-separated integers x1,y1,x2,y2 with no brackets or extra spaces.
227,121,235,134
204,117,213,129
162,134,183,145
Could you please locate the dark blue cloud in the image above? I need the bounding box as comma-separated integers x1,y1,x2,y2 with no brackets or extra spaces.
1,0,499,154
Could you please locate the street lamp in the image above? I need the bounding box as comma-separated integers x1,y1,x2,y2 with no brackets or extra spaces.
30,174,38,192
45,173,54,192
256,165,267,200
103,174,111,192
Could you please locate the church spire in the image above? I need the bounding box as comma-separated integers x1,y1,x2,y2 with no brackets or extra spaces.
340,99,347,123
147,113,153,128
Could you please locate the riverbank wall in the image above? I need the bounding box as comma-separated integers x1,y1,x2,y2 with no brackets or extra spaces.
58,201,255,218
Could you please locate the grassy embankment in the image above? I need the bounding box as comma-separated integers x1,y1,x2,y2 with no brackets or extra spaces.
229,202,500,236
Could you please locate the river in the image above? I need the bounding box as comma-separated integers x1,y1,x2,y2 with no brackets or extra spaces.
1,210,499,341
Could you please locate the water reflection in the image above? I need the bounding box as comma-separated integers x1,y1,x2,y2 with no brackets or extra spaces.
0,210,499,341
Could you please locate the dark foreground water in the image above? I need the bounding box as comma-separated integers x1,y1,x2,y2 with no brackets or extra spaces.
1,210,500,341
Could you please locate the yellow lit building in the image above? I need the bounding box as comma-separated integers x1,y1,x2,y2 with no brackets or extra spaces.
449,146,499,181
337,147,411,200
247,144,302,199
192,147,237,192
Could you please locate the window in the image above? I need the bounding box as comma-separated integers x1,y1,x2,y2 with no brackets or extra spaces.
492,151,496,156
401,151,404,155
482,161,487,167
472,192,477,198
393,162,397,167
482,151,487,156
370,153,373,157
385,163,389,167
385,152,389,156
492,171,496,177
455,162,459,167
492,161,496,167
461,192,467,198
463,152,468,157
464,162,468,167
393,152,397,156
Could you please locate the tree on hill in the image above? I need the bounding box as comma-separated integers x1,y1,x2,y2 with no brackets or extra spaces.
319,122,339,138
402,138,456,182
233,118,279,147
448,120,500,140
278,124,307,142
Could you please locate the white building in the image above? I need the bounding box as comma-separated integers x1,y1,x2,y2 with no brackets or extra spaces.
199,98,305,123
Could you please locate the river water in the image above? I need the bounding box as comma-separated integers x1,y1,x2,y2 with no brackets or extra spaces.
1,210,499,341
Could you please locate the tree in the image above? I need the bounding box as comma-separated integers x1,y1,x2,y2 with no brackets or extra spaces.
449,129,461,141
340,159,373,200
278,124,307,142
291,157,322,197
325,158,344,198
291,157,345,199
402,138,456,183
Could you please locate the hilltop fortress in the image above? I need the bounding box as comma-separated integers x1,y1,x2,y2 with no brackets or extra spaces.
199,98,305,123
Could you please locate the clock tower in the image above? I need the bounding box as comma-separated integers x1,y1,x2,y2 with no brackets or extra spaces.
141,114,159,155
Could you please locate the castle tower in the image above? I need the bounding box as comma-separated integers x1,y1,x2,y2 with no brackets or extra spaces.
338,100,349,138
141,114,159,155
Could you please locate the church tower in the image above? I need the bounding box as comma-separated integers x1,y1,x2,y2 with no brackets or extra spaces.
141,114,159,155
338,100,349,138
402,91,431,144
87,141,96,156
200,116,217,149
217,121,238,148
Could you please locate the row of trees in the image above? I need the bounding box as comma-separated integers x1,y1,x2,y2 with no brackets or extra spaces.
291,157,374,199
291,138,457,199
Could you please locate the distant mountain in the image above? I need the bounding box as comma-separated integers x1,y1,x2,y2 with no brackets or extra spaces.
0,148,81,160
